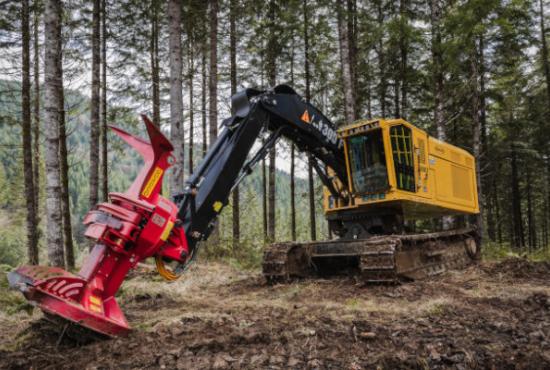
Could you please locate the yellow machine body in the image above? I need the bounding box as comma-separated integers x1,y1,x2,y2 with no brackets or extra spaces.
324,118,479,219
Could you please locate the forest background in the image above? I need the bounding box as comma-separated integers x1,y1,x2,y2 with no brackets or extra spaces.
0,0,549,270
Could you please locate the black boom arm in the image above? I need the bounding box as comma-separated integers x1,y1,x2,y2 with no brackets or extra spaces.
175,85,348,252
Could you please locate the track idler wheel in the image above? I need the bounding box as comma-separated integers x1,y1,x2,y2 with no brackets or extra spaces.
465,237,478,259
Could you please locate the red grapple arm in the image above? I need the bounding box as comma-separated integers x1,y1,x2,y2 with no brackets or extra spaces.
8,115,188,337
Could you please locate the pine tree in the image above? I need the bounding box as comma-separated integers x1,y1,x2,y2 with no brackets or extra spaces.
201,37,208,157
376,0,388,118
168,0,183,196
430,0,445,140
266,0,279,242
21,0,39,265
32,0,41,218
43,0,64,267
89,0,100,215
150,0,161,127
100,0,108,201
188,42,194,174
58,57,74,269
208,0,219,242
540,0,550,108
303,0,316,241
230,0,240,248
208,0,218,146
337,0,355,123
398,0,408,117
289,31,296,241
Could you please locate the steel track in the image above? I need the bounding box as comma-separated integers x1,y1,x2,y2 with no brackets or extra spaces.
262,228,478,283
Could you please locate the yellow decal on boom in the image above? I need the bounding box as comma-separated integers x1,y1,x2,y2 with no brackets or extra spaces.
141,167,164,198
213,201,223,213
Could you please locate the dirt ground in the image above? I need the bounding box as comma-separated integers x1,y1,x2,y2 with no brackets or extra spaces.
0,257,549,370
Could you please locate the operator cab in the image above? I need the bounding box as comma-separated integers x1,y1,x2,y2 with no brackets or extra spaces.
325,118,479,220
342,120,417,197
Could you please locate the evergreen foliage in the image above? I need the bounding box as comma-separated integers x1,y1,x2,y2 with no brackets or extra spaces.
0,0,548,267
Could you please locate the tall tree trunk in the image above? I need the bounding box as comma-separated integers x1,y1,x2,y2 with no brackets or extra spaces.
544,157,550,248
525,165,536,251
479,33,493,241
32,3,40,218
150,0,160,127
188,43,194,174
100,0,108,201
540,0,550,108
510,146,524,249
535,5,549,245
494,174,502,244
393,82,400,118
262,157,267,242
471,38,483,250
399,0,408,118
430,0,445,140
89,0,100,215
267,140,276,242
43,0,64,267
479,34,487,160
290,145,296,240
308,160,316,241
259,48,267,242
347,0,358,118
208,0,218,147
266,0,277,242
392,0,400,119
201,42,207,156
430,0,451,229
366,76,372,119
377,0,387,118
22,0,38,265
58,54,74,270
304,0,316,241
230,0,240,249
486,185,496,241
337,0,355,123
168,0,184,197
208,0,219,242
289,34,296,241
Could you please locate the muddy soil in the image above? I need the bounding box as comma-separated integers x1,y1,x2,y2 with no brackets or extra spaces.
0,257,549,370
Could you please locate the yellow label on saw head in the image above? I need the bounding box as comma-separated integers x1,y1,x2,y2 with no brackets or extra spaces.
89,295,102,305
141,167,164,198
160,220,174,241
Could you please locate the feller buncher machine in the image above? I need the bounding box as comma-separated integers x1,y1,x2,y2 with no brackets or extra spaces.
8,85,479,338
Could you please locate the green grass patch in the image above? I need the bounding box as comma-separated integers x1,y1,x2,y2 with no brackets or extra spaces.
345,297,360,309
0,265,34,315
482,241,550,262
426,302,446,316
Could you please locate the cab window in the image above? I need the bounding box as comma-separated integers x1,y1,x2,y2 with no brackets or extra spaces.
390,125,415,192
347,130,389,194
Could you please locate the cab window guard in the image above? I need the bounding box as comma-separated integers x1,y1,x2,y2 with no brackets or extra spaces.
390,125,415,192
